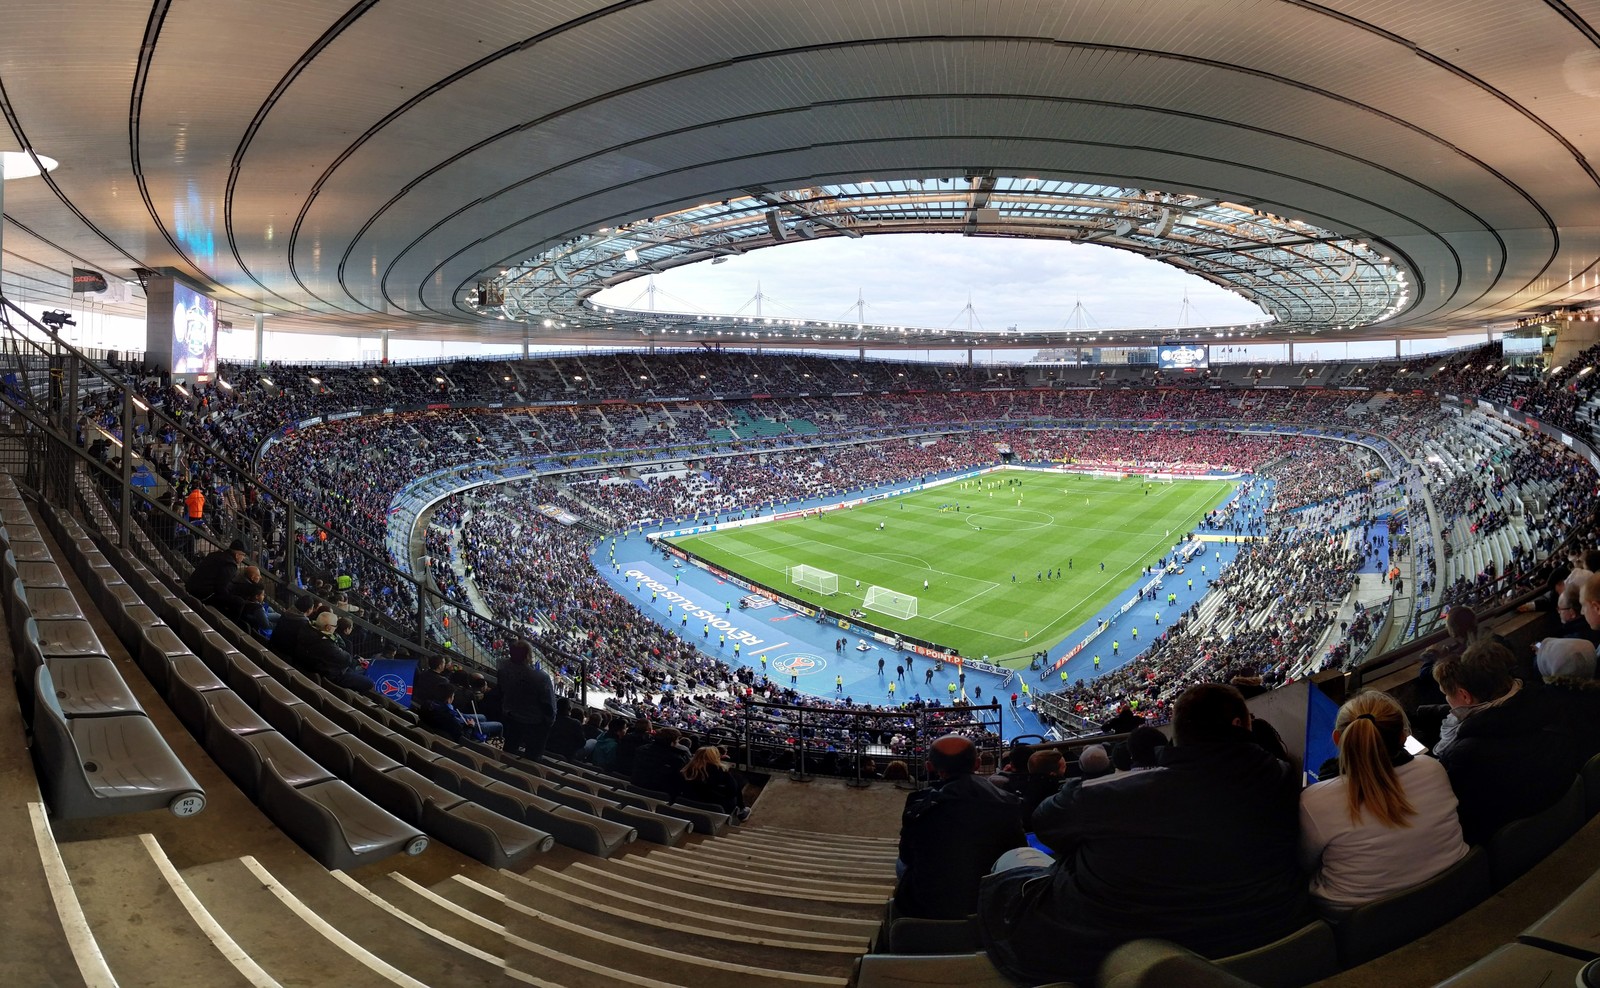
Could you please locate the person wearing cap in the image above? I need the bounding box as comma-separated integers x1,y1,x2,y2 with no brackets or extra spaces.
977,683,1305,985
1535,637,1597,681
893,734,1025,920
1299,691,1468,918
186,538,247,604
300,609,376,694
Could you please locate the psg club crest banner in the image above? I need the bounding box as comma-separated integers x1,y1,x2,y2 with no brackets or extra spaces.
366,659,416,709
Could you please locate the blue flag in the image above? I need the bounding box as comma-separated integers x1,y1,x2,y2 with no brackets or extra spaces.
366,658,417,709
1304,682,1342,786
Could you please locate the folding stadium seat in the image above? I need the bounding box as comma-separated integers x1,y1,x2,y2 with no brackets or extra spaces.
1334,846,1491,967
195,630,242,678
1489,778,1586,890
256,758,428,870
854,952,1025,988
248,676,307,737
109,603,164,655
300,728,392,781
25,639,142,720
29,614,106,659
1431,943,1585,986
460,776,637,858
1214,920,1337,988
1583,753,1600,820
4,537,53,562
1100,940,1272,988
221,651,274,702
13,578,84,622
31,666,206,820
13,558,68,589
135,623,191,694
349,758,552,868
165,653,228,736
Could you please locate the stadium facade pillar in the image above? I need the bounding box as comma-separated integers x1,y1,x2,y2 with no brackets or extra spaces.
1396,339,1402,358
1553,315,1600,369
381,329,390,363
253,315,265,368
1288,341,1295,362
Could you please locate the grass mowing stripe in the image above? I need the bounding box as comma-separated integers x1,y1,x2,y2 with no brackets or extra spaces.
669,470,1235,661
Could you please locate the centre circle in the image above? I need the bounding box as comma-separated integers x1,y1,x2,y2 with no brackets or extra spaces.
963,508,1055,532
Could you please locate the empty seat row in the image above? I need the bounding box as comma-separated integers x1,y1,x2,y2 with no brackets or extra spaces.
2,484,206,821
39,497,436,868
84,523,574,869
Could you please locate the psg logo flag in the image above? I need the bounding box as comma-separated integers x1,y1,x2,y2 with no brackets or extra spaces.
366,658,417,709
71,268,108,293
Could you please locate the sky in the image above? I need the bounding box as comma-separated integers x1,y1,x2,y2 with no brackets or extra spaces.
592,233,1269,333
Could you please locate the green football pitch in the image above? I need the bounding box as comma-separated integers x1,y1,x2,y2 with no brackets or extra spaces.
667,470,1237,662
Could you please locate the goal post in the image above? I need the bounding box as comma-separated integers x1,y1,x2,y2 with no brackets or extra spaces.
789,564,839,596
864,585,918,620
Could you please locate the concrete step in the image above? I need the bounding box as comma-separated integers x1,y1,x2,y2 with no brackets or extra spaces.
668,840,895,880
56,834,253,988
451,867,863,974
569,856,888,920
180,858,406,988
636,845,894,892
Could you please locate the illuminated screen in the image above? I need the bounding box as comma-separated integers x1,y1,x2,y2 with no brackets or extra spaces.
171,284,217,375
1158,342,1210,370
1502,335,1543,356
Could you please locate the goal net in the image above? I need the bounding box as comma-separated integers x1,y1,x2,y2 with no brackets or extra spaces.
864,586,918,620
789,564,839,596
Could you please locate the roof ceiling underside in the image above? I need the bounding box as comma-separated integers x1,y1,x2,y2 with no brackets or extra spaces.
1,0,1598,347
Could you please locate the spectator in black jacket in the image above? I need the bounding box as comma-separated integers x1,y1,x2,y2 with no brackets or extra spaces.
1432,641,1579,844
977,684,1306,985
631,727,689,795
895,735,1026,920
412,655,452,711
498,640,556,759
546,698,587,761
300,610,376,695
187,539,245,603
269,594,314,664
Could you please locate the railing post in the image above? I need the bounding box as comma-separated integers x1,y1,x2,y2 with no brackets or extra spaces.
118,384,133,549
282,500,297,588
846,706,869,788
790,706,809,783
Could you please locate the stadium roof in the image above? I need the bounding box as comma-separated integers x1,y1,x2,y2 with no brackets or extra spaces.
0,2,1594,347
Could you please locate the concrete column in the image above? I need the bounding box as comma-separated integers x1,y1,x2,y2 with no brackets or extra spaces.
381,329,391,364
1288,341,1295,363
1395,339,1402,358
253,315,265,368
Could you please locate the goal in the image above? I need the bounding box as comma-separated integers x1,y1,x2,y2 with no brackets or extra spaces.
789,564,839,596
864,586,918,620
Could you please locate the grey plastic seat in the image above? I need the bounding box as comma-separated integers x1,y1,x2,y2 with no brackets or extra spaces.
1335,846,1491,967
257,759,427,870
15,559,68,589
1215,920,1337,988
32,617,106,658
136,624,192,693
855,952,1022,988
0,503,33,526
301,729,393,781
41,655,145,719
463,778,636,858
6,539,53,562
1520,865,1600,958
1489,778,1585,890
2,523,43,544
351,761,465,824
166,654,229,735
1582,753,1600,820
23,585,86,621
1101,940,1260,988
31,667,206,820
201,688,273,743
109,603,164,653
420,797,554,869
537,782,691,846
1434,943,1585,986
251,678,307,738
90,578,141,617
881,915,982,956
222,651,273,702
209,719,332,800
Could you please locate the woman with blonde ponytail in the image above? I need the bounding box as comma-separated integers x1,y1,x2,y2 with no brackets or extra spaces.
1299,691,1469,917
